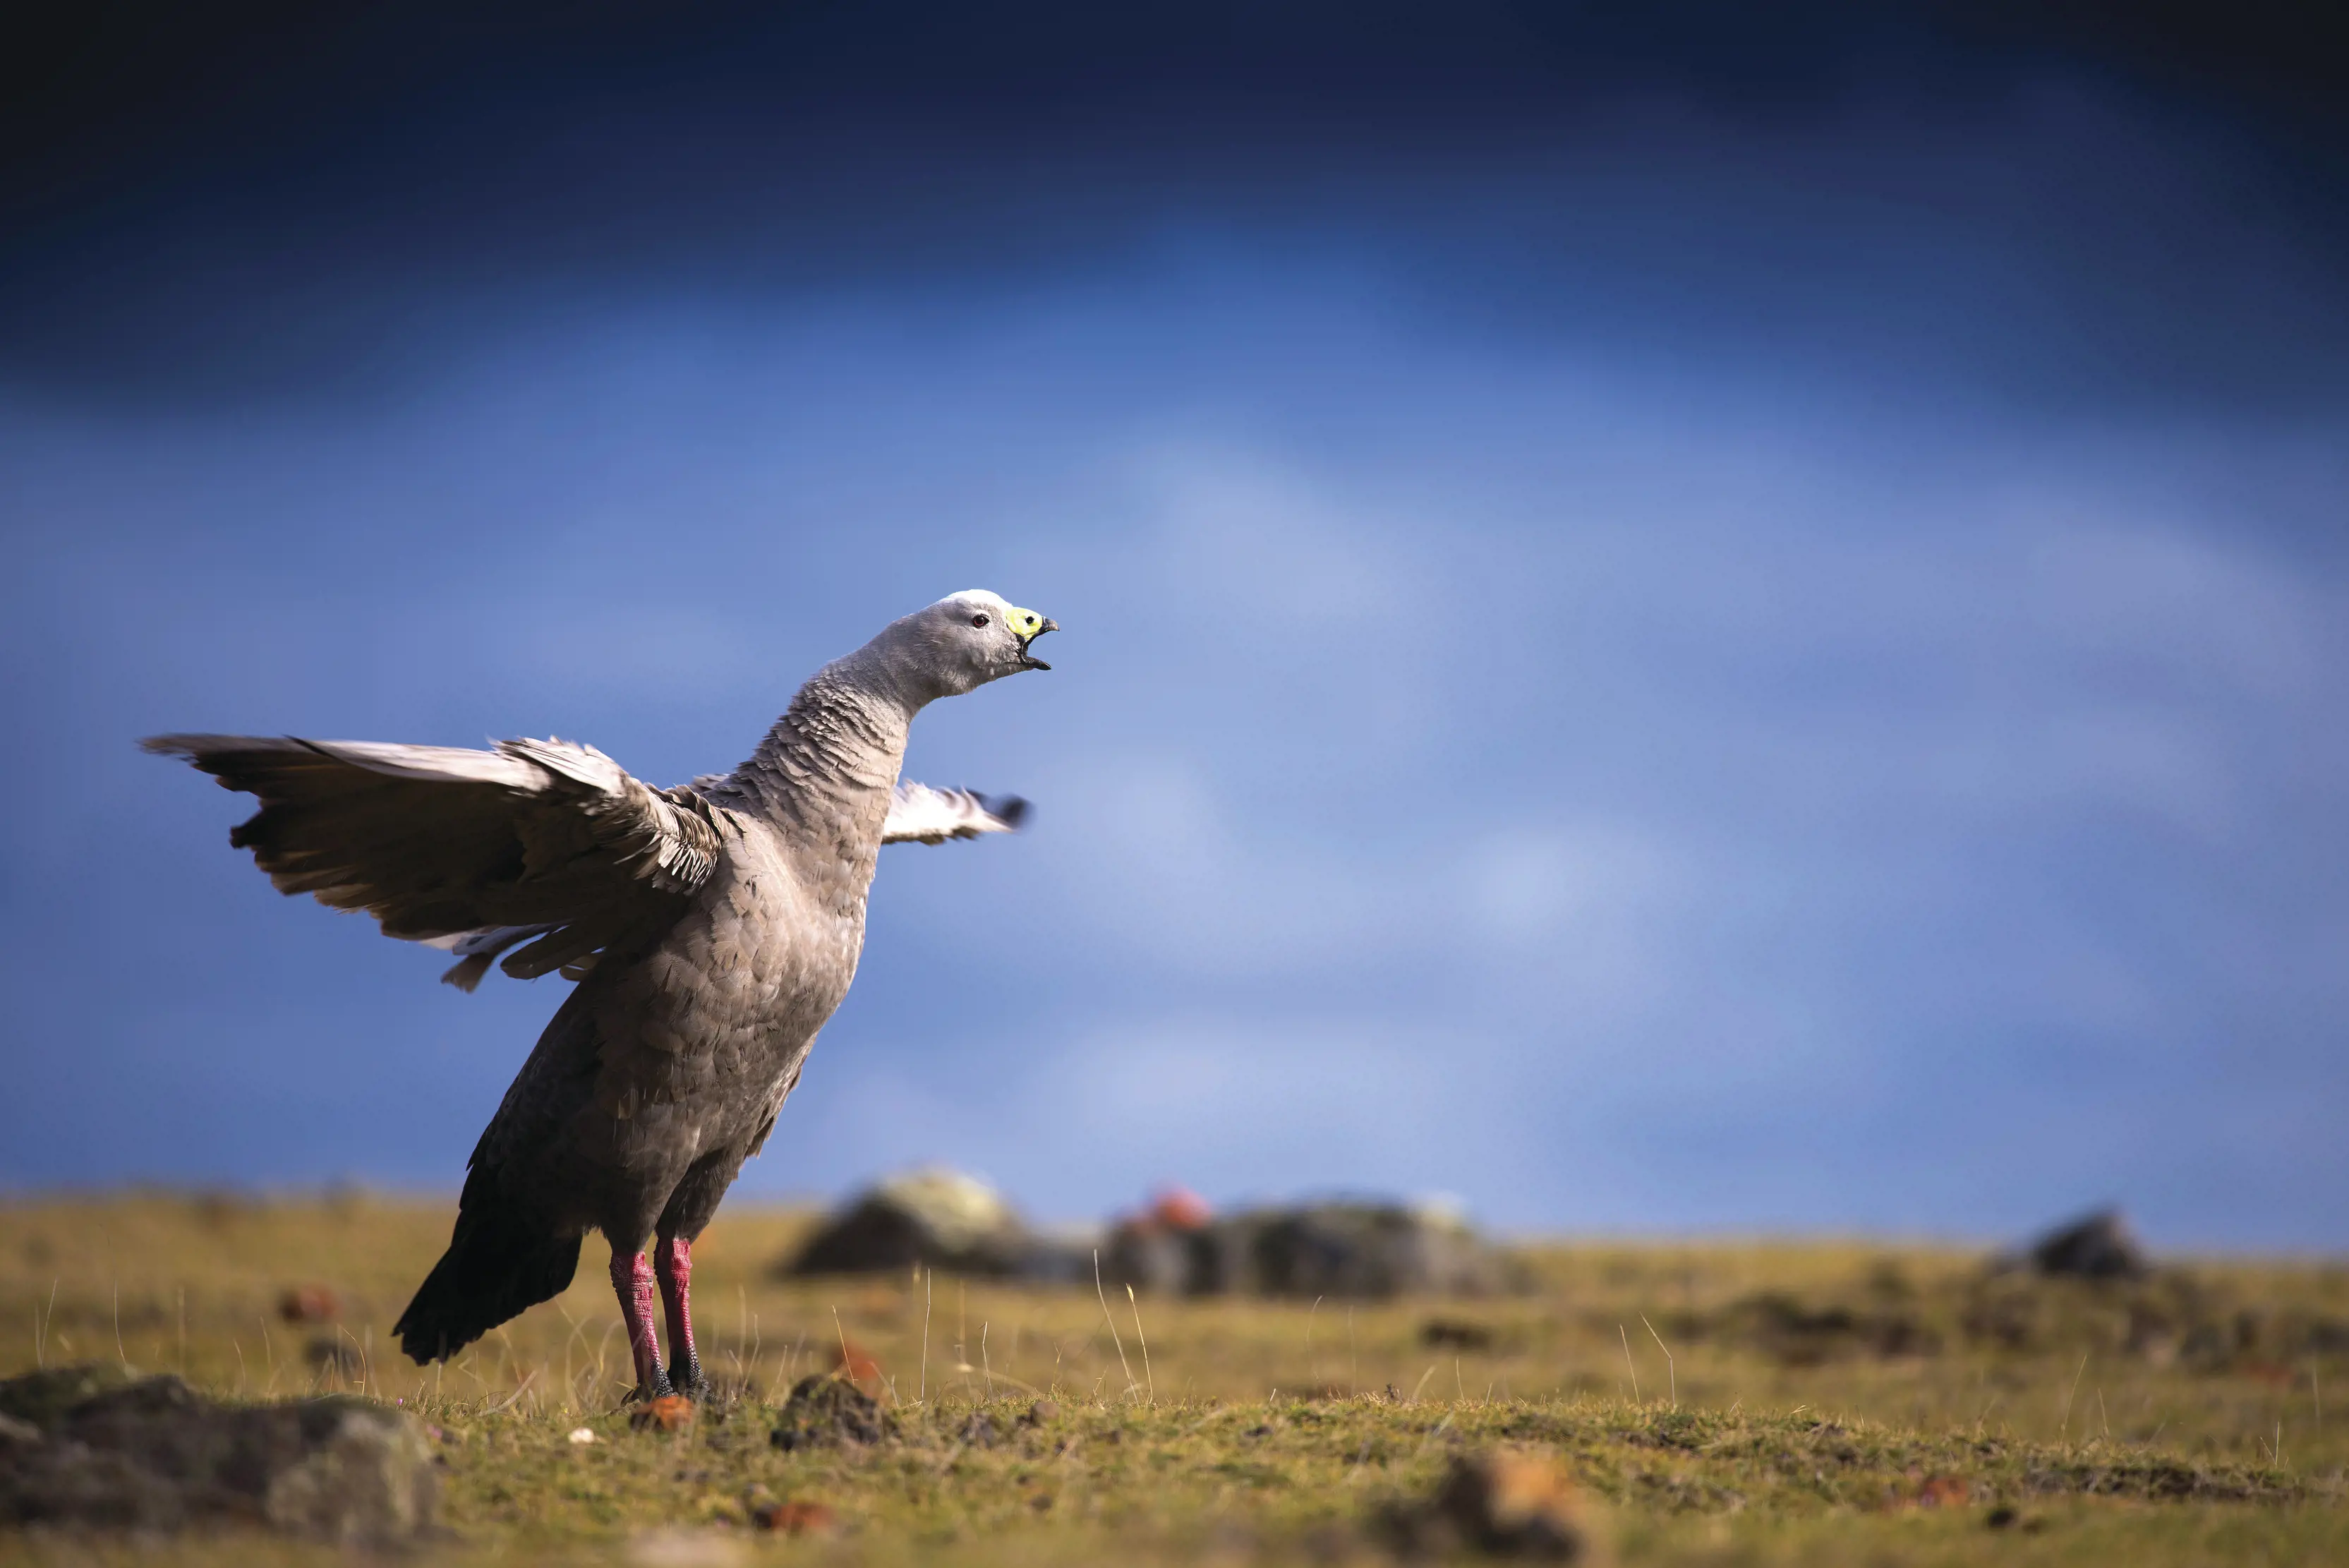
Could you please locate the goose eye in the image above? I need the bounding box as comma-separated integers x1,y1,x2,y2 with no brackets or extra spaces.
970,613,990,628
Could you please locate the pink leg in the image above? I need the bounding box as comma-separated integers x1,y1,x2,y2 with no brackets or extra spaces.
655,1236,704,1396
610,1247,669,1398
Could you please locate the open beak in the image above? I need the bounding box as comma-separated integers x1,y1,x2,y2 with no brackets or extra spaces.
1016,617,1059,670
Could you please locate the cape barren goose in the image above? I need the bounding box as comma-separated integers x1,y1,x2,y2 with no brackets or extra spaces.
147,591,1056,1399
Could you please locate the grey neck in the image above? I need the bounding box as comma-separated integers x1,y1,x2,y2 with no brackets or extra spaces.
720,646,924,876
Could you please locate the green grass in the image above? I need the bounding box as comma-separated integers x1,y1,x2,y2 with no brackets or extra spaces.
3,1194,2343,1564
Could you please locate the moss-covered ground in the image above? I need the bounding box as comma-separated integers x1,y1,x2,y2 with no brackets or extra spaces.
2,1194,2342,1564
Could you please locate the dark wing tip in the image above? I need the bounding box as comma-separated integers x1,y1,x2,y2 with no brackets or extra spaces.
141,733,305,761
986,794,1031,830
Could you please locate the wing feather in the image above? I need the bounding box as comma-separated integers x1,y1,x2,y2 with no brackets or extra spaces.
880,782,1029,845
144,733,724,987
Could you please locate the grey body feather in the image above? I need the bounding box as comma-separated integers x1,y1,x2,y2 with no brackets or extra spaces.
145,591,1055,1364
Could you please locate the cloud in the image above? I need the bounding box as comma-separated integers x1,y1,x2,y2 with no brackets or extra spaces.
5,234,2346,1244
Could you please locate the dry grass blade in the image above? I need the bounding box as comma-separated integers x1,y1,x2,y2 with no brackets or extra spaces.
1641,1312,1677,1407
1127,1284,1154,1405
1094,1249,1138,1399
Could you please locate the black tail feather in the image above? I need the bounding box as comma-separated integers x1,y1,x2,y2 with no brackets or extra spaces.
395,1195,581,1365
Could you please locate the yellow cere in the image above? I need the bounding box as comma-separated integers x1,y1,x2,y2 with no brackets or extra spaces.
1007,605,1045,635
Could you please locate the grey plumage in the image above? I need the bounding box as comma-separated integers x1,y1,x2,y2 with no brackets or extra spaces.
147,590,1058,1394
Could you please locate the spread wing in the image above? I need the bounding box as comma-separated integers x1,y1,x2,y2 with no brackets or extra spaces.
881,782,1028,845
144,734,723,989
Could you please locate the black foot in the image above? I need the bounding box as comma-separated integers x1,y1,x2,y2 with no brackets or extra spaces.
624,1373,678,1404
672,1360,711,1401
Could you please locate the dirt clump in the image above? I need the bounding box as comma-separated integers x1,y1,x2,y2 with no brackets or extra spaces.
768,1374,891,1452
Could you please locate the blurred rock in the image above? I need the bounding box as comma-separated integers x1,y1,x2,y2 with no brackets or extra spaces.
303,1336,364,1380
0,1365,133,1429
1135,1198,1520,1300
0,1365,436,1543
1422,1318,1498,1351
1718,1291,1940,1366
785,1173,1520,1298
2019,1209,2149,1280
1103,1187,1221,1295
783,1168,1035,1277
1152,1186,1213,1229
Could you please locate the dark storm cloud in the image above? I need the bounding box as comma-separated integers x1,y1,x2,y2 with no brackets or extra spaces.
4,1,2348,412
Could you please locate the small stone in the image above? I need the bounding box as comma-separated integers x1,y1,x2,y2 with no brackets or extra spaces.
1022,1399,1060,1425
567,1428,598,1445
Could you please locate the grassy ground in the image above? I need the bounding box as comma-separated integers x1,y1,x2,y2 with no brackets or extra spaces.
2,1193,2343,1564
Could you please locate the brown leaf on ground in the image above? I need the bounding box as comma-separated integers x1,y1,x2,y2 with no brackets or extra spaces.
631,1395,696,1433
749,1500,839,1536
831,1337,883,1383
1384,1448,1598,1561
277,1285,341,1324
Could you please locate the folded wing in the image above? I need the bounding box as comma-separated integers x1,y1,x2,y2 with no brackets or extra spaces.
881,782,1028,845
144,734,722,988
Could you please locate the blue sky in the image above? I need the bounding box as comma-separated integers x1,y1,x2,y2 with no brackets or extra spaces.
4,4,2345,1246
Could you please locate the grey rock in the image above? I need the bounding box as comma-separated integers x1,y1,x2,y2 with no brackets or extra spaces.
0,1366,436,1543
1109,1198,1521,1301
785,1167,1037,1277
